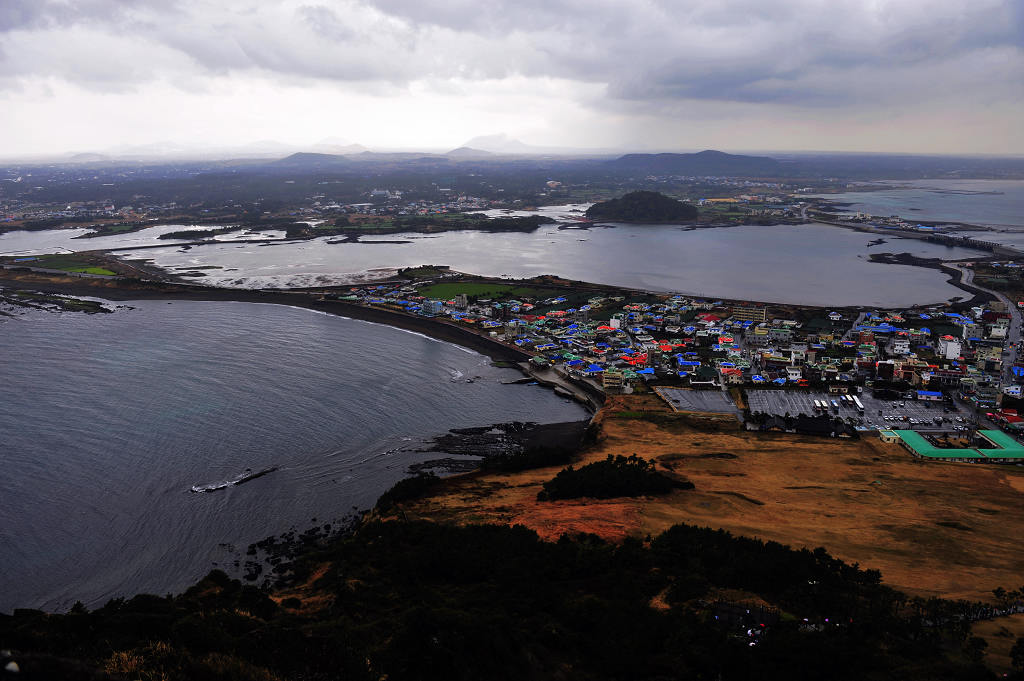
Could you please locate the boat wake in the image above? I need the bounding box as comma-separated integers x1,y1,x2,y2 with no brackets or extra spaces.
190,466,279,493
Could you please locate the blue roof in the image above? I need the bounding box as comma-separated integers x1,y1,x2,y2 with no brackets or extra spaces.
586,364,604,372
752,375,766,382
1013,366,1024,377
566,359,585,366
637,368,655,375
677,371,690,378
917,390,943,397
773,378,787,385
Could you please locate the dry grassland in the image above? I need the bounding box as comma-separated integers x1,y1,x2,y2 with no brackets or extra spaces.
404,393,1024,602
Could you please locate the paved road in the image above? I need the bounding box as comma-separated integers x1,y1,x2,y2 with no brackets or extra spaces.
945,262,1021,385
842,311,868,342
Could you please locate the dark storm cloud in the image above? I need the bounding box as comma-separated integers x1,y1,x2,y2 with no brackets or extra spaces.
0,0,1020,108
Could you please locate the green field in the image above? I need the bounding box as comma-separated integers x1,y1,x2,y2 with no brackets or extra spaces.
22,254,117,276
65,266,117,275
94,223,142,234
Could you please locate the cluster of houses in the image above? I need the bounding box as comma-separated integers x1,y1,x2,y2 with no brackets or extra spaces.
305,192,499,218
337,280,1023,417
3,199,182,224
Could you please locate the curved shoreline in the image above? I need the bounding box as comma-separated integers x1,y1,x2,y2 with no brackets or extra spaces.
0,273,534,362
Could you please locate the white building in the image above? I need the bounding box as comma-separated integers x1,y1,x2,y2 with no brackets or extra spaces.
938,335,962,360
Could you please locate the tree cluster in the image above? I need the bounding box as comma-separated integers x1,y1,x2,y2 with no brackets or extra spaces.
585,190,698,222
538,454,693,500
0,521,1002,681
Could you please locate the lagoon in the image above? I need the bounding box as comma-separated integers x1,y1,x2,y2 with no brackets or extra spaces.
120,222,983,307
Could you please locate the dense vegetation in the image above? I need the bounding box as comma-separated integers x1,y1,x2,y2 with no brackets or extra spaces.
374,472,440,511
343,214,549,234
585,190,698,222
0,521,1001,680
158,226,247,240
538,454,694,500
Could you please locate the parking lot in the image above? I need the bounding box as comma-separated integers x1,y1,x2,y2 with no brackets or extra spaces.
746,390,975,432
655,387,740,415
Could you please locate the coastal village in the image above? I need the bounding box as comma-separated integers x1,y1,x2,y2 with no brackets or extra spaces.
333,265,1024,463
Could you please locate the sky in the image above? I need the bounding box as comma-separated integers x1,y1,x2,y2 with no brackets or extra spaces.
0,0,1022,157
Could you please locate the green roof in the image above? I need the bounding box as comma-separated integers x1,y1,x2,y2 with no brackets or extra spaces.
976,430,1024,459
892,430,1024,460
892,430,984,459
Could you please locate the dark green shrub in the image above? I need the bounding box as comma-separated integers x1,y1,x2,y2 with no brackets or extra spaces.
538,454,693,500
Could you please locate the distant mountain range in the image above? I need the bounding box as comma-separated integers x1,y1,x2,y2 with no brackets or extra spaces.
461,134,539,154
270,152,354,168
446,146,495,158
609,150,784,176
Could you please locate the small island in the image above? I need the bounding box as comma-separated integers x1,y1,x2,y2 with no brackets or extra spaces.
585,190,698,223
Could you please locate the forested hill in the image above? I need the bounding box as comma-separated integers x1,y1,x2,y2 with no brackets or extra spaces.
0,520,1002,681
585,190,698,222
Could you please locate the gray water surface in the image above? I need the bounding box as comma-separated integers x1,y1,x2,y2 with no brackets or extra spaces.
0,300,586,613
116,222,982,306
812,179,1024,228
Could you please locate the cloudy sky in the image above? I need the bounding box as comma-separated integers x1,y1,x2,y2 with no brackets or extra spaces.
1,0,1021,156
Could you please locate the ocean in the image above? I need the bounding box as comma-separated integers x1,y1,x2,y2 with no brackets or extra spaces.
0,299,587,612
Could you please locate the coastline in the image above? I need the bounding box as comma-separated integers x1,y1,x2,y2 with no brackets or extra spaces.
0,273,533,362
0,271,612,413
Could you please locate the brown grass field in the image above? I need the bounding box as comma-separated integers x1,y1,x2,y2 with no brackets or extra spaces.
402,393,1024,603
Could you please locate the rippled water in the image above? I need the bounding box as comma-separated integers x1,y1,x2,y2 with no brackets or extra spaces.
0,300,586,613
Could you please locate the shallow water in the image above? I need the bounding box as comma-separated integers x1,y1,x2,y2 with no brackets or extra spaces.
114,222,983,306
